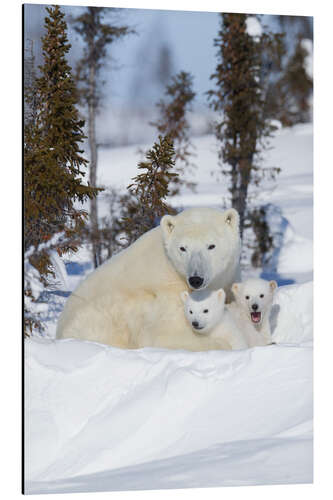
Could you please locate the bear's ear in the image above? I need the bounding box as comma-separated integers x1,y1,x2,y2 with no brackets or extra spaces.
269,280,278,292
161,215,176,237
224,208,240,230
231,282,240,297
217,288,226,304
180,291,189,304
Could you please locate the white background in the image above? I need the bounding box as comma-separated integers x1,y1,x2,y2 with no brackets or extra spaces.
1,0,331,498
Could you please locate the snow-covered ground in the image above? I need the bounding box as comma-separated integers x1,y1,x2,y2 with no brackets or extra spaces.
24,123,313,494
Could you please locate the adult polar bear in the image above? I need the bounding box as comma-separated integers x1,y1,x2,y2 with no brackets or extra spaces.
56,207,241,350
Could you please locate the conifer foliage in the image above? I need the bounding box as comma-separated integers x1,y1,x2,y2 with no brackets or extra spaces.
207,13,282,257
151,71,196,195
98,188,137,259
125,135,178,241
72,7,134,268
275,38,313,125
247,206,274,268
24,5,100,335
24,39,38,126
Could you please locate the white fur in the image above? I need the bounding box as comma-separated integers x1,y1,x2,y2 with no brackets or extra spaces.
161,208,241,299
228,278,277,347
181,288,249,350
56,207,241,350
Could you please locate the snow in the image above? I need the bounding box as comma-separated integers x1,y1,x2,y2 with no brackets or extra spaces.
24,123,313,493
49,250,69,290
272,282,313,344
25,281,312,494
301,39,313,80
245,16,263,39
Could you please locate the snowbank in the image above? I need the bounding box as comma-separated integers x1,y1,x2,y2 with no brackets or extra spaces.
272,281,313,344
25,282,313,494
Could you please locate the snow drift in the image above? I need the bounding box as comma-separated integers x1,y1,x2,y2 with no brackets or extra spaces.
24,123,313,493
25,282,313,494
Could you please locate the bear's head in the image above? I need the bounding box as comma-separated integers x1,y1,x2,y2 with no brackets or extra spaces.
231,278,277,326
180,288,226,334
161,207,240,290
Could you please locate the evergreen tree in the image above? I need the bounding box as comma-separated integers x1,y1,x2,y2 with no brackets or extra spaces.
264,16,313,127
275,38,313,125
98,188,146,259
207,13,281,249
247,206,274,268
72,7,134,268
125,135,178,241
24,39,38,126
155,44,174,89
24,5,100,335
151,71,196,195
81,135,177,263
277,15,313,48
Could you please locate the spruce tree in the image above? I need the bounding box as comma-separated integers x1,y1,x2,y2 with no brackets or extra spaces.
24,5,100,335
125,135,178,241
98,188,145,257
24,39,38,126
151,71,196,195
248,207,274,268
277,15,313,48
72,7,134,268
98,188,134,259
275,38,313,125
207,13,281,251
264,17,312,127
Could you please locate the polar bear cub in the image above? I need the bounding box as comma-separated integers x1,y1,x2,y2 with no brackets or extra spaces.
228,278,277,347
181,288,249,350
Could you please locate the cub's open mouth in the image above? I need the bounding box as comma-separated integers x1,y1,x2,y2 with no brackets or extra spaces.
251,312,262,323
193,326,204,330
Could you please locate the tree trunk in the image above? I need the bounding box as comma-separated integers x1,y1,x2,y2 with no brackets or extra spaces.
231,158,251,240
88,63,100,268
228,135,250,240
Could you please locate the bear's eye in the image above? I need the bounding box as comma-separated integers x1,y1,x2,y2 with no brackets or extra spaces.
208,244,215,250
203,309,209,313
260,294,264,298
245,295,250,300
180,246,186,252
189,310,193,314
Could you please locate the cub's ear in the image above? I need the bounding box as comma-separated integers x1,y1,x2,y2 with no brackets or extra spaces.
231,282,241,297
161,215,176,238
224,208,240,230
180,291,189,304
269,280,278,292
216,288,226,304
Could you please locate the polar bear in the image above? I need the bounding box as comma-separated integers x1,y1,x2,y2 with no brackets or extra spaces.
56,207,241,350
228,278,277,347
181,288,249,350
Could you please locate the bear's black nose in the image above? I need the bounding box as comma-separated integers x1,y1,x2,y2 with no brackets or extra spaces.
192,321,199,328
252,303,258,311
189,276,204,289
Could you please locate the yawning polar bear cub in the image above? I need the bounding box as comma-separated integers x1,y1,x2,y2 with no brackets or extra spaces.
181,288,249,350
228,278,278,347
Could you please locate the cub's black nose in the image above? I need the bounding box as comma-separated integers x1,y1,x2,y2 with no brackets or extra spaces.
252,303,258,311
192,321,199,328
189,276,204,289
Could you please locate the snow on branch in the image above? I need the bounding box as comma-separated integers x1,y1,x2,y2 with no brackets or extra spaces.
300,39,313,80
245,16,262,39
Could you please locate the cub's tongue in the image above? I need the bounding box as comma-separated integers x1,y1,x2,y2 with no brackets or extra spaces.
251,312,261,323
